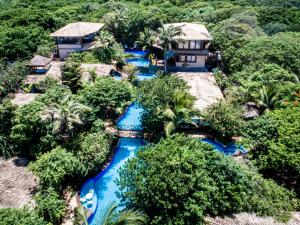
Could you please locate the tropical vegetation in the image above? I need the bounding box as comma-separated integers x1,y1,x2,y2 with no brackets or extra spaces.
1,0,300,224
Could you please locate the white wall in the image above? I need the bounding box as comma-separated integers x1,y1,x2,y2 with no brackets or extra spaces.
176,55,206,67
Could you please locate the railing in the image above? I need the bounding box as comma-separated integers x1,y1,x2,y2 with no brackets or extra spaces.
117,124,143,131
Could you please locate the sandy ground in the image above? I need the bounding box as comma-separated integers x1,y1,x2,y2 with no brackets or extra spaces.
0,157,38,208
206,212,300,225
175,72,224,111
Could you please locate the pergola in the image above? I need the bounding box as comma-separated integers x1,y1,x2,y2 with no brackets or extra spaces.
28,55,52,74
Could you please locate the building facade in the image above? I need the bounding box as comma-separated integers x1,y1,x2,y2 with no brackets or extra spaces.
165,23,212,68
51,22,104,59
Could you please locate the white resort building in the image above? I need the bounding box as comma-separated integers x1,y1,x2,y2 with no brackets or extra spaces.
164,22,212,68
51,22,104,59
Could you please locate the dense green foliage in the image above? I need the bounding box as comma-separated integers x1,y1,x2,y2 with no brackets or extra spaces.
0,61,28,101
79,77,133,118
1,0,300,223
0,208,48,225
137,76,189,135
243,106,300,192
76,129,111,176
34,187,67,224
119,134,298,224
203,100,244,137
29,146,80,190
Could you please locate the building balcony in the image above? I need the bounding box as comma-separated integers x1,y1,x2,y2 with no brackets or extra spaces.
172,49,209,55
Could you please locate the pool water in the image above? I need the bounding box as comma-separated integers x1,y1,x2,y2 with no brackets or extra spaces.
124,49,149,58
136,72,156,80
201,138,246,155
80,138,145,225
126,58,151,67
117,102,144,131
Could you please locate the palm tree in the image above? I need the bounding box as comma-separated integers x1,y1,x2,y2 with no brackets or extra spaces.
95,31,116,49
42,95,91,138
160,89,198,136
100,203,148,225
135,28,157,51
258,85,279,112
157,26,184,73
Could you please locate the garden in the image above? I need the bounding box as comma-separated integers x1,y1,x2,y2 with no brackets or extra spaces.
0,0,300,225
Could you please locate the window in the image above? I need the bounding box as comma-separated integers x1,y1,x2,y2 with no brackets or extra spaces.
178,55,196,62
195,41,202,49
178,43,184,49
183,41,189,49
190,41,196,49
180,55,185,61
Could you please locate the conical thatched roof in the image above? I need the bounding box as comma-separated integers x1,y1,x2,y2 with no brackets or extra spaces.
28,55,51,67
50,22,104,37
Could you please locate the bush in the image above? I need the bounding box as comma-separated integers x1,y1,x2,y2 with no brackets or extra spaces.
118,134,298,225
78,77,132,119
230,32,300,75
76,131,111,176
203,100,244,138
62,62,82,93
137,76,188,134
10,100,56,157
0,60,28,101
246,106,300,191
0,208,48,225
29,146,80,190
35,187,66,224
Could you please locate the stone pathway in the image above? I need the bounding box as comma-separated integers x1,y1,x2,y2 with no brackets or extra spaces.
0,157,37,208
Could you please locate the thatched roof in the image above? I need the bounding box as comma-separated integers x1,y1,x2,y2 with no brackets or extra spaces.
80,64,114,82
28,55,51,67
0,157,38,208
164,23,212,41
206,212,300,225
175,72,223,111
50,22,104,37
23,75,44,85
11,93,41,107
23,62,63,85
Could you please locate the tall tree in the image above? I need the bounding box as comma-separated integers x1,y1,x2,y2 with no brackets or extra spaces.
157,25,184,73
42,94,91,139
159,89,197,136
135,28,157,51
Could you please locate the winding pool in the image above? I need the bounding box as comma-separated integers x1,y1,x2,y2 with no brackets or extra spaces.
124,49,149,58
126,58,151,67
80,138,145,225
117,102,144,131
136,72,156,80
201,138,247,155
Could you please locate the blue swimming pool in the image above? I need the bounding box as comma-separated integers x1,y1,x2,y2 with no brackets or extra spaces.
117,102,144,131
124,49,149,58
126,58,151,67
201,138,247,155
80,138,145,225
136,72,157,80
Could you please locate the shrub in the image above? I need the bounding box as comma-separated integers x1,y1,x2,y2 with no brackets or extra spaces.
230,32,300,75
0,208,47,225
118,134,298,225
10,100,56,157
203,100,244,138
78,77,132,119
35,187,66,224
29,146,80,190
76,131,111,176
137,76,188,134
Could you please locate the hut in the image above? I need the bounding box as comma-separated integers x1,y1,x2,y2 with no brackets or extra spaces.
28,55,52,74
